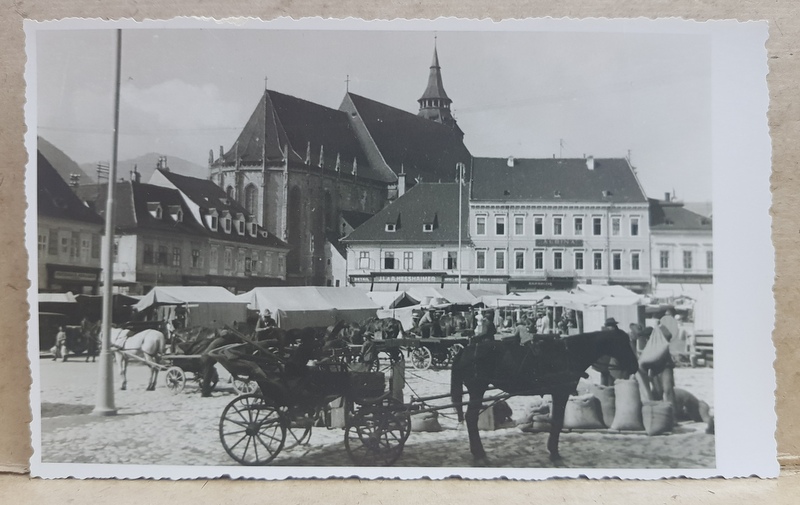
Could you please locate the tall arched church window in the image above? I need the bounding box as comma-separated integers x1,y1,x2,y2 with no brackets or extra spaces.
323,191,333,233
244,184,258,217
287,186,303,273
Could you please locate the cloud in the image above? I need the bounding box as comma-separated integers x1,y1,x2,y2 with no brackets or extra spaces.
121,79,245,132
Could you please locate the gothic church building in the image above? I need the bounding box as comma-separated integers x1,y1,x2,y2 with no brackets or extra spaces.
208,46,471,286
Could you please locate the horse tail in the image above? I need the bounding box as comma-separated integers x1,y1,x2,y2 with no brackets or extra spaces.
450,352,465,423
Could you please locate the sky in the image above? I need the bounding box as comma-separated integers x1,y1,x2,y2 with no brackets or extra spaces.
35,23,712,202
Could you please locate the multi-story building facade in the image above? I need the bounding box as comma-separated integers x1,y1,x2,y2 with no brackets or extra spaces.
37,150,104,294
649,195,713,292
469,156,652,293
342,182,473,291
80,169,289,295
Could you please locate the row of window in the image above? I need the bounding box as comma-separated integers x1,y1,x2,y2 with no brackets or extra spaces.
475,214,641,238
358,251,458,271
142,242,284,277
38,229,101,263
475,249,641,273
659,250,713,271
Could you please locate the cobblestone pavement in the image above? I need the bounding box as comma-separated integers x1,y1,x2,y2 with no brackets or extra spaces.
37,357,715,469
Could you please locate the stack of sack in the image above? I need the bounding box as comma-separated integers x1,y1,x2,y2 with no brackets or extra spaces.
517,378,677,436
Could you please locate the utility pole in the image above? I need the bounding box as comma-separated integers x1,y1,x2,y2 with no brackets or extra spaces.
456,162,465,287
93,29,122,416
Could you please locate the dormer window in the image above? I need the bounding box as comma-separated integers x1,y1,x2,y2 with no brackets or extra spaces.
248,222,258,237
206,208,219,231
553,190,562,198
147,202,162,220
168,205,183,223
221,211,232,233
385,224,396,232
236,220,245,235
423,223,434,232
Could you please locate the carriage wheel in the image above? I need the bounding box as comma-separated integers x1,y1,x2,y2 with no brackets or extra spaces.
219,394,286,465
232,378,260,396
410,346,432,370
164,366,186,394
448,343,464,364
345,403,411,466
280,407,316,450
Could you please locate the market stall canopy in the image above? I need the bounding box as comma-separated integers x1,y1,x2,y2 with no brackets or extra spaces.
38,292,77,304
237,287,380,329
405,286,480,306
134,286,244,311
366,291,417,309
573,284,644,306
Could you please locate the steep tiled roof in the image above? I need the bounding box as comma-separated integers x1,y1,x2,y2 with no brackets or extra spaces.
38,151,103,224
151,169,289,249
215,90,391,183
649,199,713,231
343,183,470,244
341,93,471,186
341,210,374,230
470,157,647,204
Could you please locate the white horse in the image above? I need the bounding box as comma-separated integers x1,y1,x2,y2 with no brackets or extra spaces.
111,328,166,391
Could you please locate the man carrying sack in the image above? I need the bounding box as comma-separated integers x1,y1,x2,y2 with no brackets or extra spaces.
638,315,679,423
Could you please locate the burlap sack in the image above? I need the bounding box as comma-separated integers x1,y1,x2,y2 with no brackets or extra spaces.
639,324,671,369
588,383,616,428
563,394,605,430
610,378,644,431
411,411,443,432
642,400,674,436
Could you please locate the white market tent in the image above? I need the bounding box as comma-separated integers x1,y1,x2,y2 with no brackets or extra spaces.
366,291,416,309
39,292,78,304
237,287,380,329
134,286,248,329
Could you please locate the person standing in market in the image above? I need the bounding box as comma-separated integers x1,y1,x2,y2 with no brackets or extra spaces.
53,326,67,362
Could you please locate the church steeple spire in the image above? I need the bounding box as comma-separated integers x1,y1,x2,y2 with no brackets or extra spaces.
418,40,456,127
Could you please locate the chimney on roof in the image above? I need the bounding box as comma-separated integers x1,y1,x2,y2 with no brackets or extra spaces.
507,156,515,167
219,146,224,158
664,192,671,202
131,165,141,184
586,156,595,171
398,167,406,197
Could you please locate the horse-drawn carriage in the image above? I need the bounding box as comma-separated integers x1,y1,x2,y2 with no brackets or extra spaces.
209,327,412,466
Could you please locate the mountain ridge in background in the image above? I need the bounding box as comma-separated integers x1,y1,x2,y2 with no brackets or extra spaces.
80,153,208,183
37,137,95,184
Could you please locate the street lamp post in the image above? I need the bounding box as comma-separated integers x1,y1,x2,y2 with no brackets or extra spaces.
456,162,465,287
93,29,122,416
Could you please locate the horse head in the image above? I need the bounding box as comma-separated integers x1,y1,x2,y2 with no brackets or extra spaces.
595,328,640,377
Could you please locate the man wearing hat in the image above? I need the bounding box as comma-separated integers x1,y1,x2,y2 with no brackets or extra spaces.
603,317,620,331
255,308,277,340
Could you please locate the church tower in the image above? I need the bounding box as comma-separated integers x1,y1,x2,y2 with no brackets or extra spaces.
417,43,457,128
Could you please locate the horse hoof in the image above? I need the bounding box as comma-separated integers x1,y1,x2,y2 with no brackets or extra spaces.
549,454,564,466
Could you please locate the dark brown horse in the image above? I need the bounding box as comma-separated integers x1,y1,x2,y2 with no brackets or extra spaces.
450,329,640,465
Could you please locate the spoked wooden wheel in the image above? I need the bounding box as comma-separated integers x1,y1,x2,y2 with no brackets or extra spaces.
164,366,186,394
219,394,287,465
448,343,464,364
232,377,260,396
280,407,316,450
410,346,432,370
345,403,411,466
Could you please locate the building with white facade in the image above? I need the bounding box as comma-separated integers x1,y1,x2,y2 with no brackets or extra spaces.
342,181,473,291
469,156,652,293
649,195,713,293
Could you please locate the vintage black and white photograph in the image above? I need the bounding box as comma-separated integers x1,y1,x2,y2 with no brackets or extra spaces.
25,17,775,479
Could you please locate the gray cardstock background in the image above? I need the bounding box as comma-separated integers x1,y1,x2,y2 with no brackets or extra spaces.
1,1,799,502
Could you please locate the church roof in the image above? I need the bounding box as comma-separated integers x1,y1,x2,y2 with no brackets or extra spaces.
470,157,648,204
343,182,470,244
38,150,103,225
419,46,451,103
341,92,471,186
215,89,391,183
